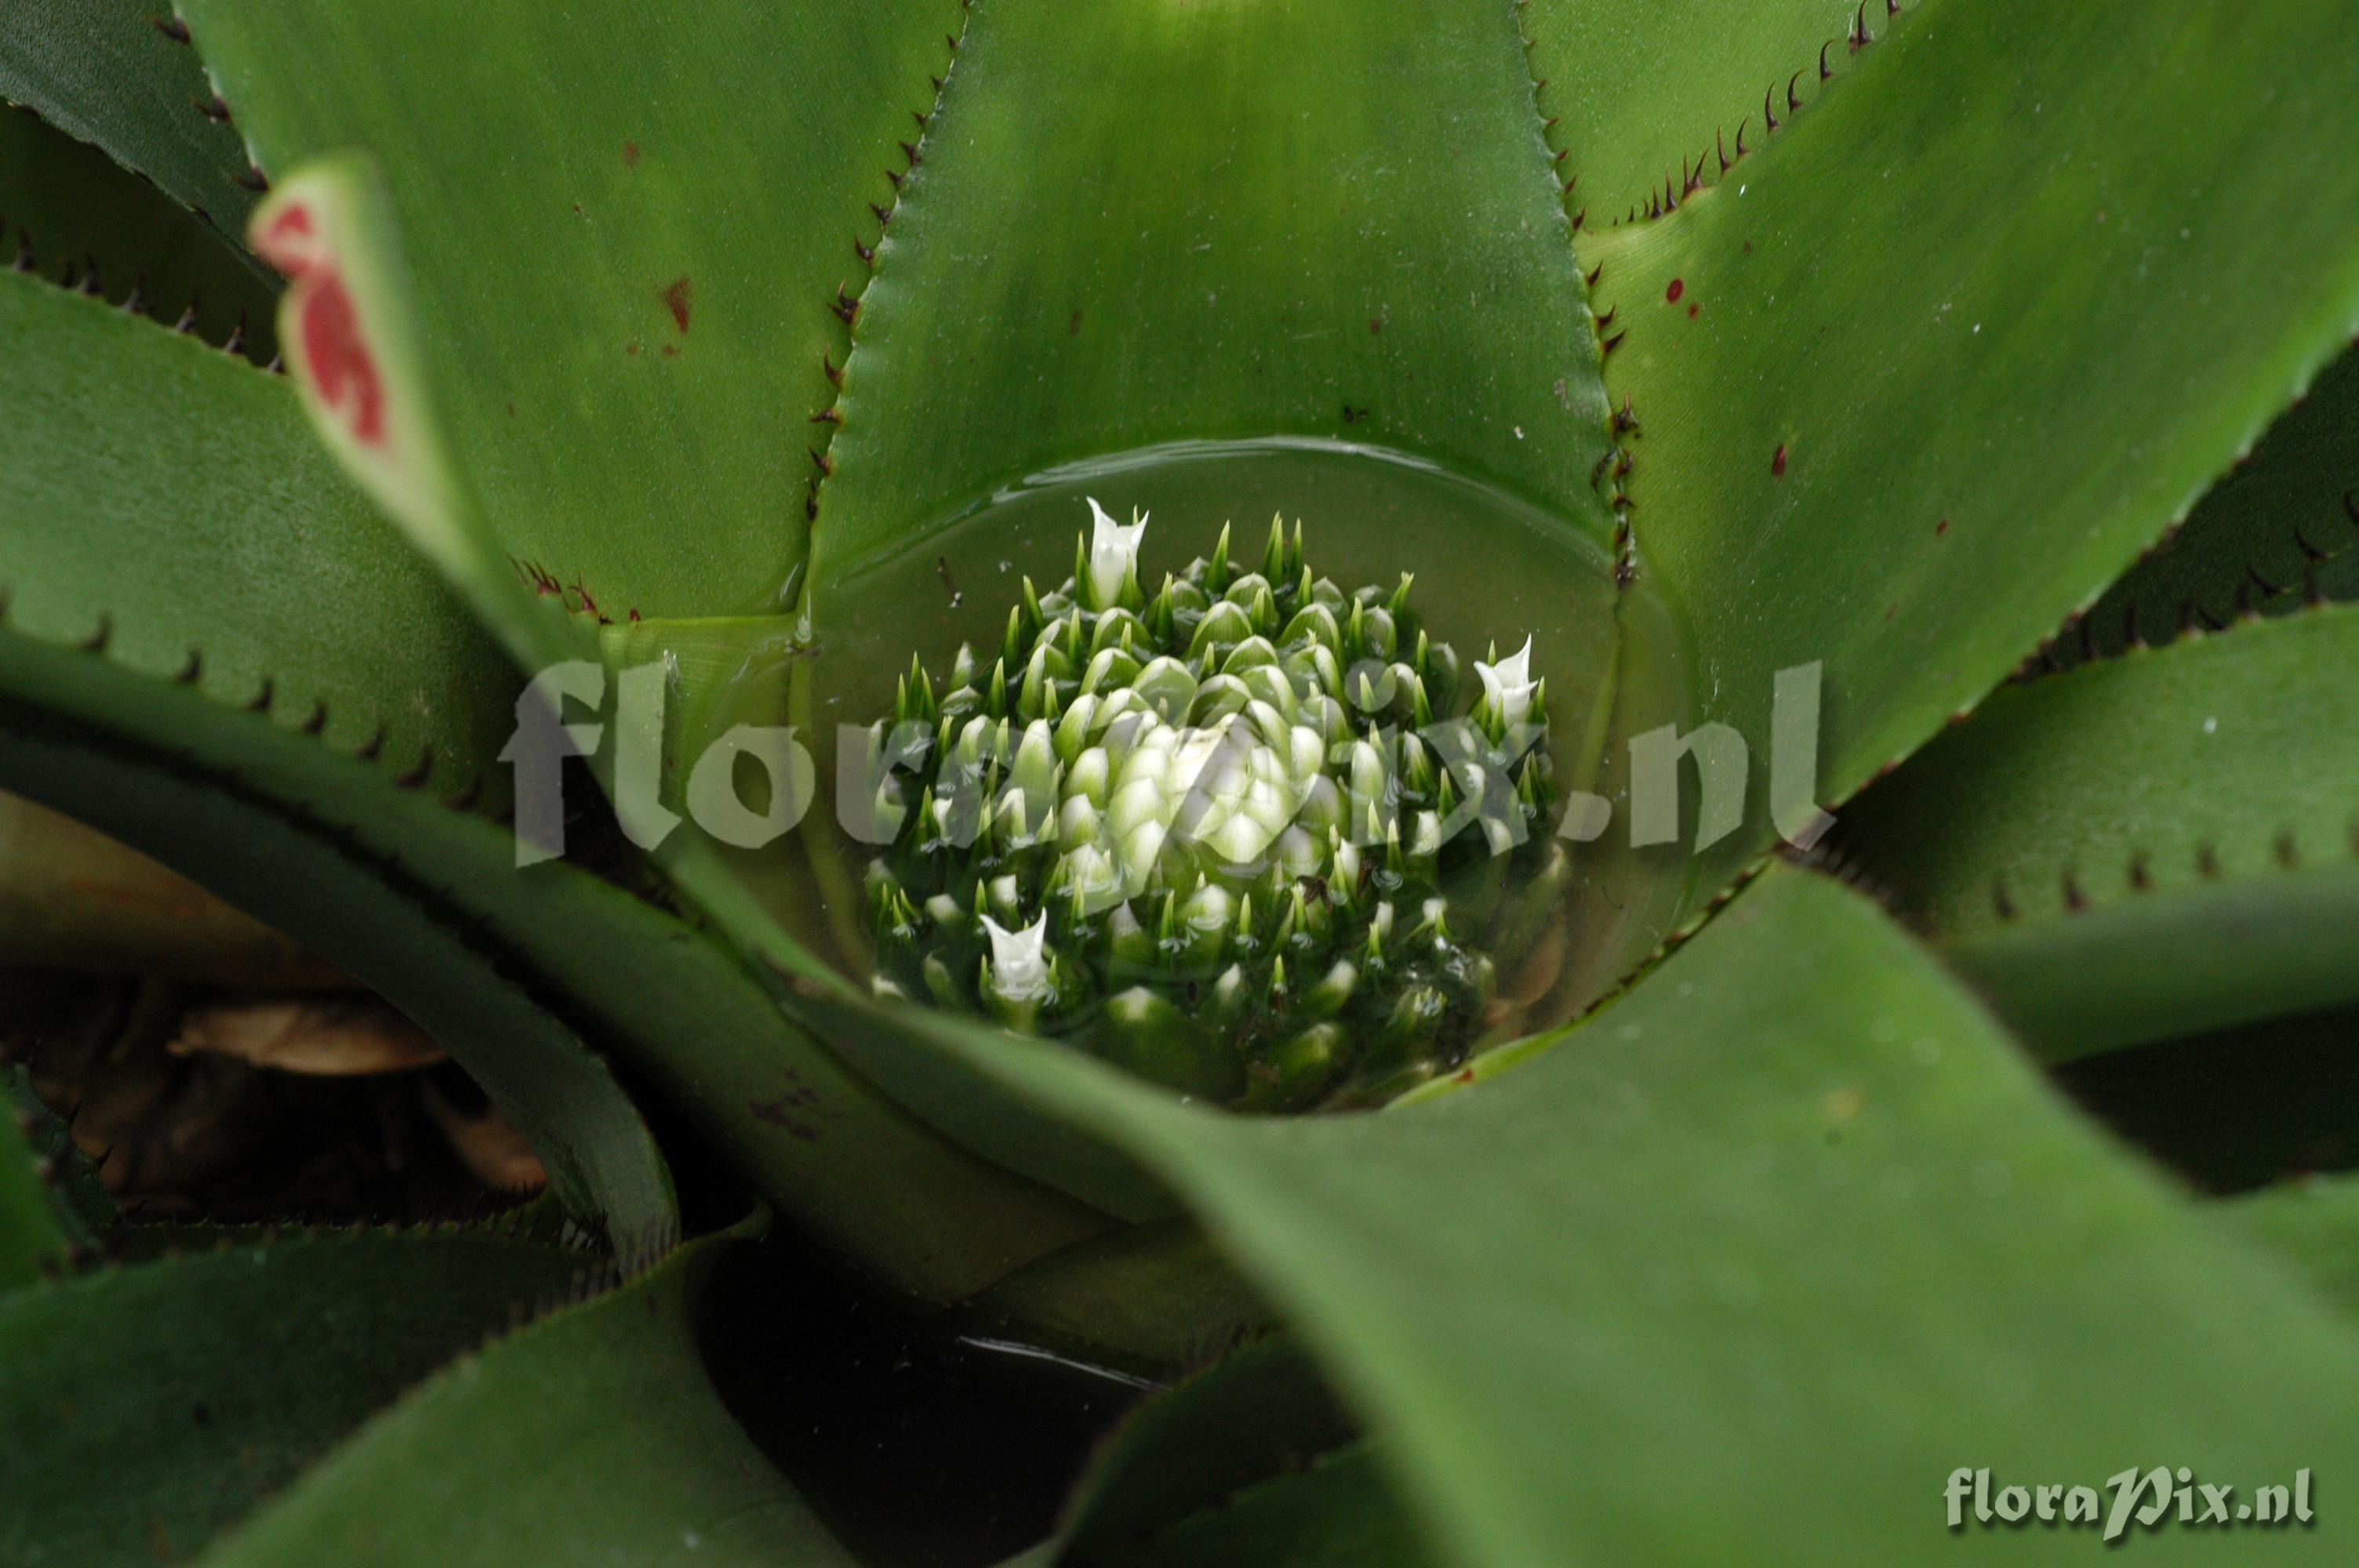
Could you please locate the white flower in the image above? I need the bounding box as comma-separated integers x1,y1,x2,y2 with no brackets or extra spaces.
1475,635,1539,729
981,912,1052,1000
1085,495,1149,605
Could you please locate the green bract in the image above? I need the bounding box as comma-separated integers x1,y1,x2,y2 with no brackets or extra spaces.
859,506,1561,1109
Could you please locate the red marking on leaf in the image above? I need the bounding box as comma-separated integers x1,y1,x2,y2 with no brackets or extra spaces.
661,275,693,334
660,343,679,358
253,200,386,447
300,273,386,448
254,204,329,288
1936,517,1950,536
266,205,315,247
1686,303,1699,318
1665,278,1685,303
1771,443,1788,477
623,140,641,169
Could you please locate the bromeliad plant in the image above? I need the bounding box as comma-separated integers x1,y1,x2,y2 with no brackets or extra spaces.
5,0,2359,1563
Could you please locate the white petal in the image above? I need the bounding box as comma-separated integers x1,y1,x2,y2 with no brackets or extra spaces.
1086,495,1150,604
1475,634,1539,728
980,913,1052,1000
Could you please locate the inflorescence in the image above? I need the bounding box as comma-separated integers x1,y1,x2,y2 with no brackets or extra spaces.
855,500,1568,1111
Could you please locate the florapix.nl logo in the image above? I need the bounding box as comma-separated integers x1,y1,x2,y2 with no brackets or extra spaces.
496,652,1835,877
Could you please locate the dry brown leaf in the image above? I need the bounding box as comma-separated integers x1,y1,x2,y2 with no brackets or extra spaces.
170,997,445,1075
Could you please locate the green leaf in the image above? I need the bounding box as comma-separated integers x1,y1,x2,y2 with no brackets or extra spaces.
0,1220,600,1566
196,1220,861,1568
0,1074,71,1290
1085,1446,1417,1568
1027,1333,1423,1566
0,264,1103,1297
0,266,515,804
176,0,969,622
1580,0,2359,892
1053,1336,1359,1563
1525,0,1874,221
241,155,574,667
0,267,677,1255
810,0,1616,583
1836,604,2359,1059
876,866,2359,1565
0,0,262,246
0,1064,111,1289
0,102,278,357
2225,1175,2359,1326
2063,342,2359,666
959,1223,1274,1376
0,268,684,1244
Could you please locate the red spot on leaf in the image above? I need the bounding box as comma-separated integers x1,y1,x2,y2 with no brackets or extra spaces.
1936,517,1950,535
1686,302,1699,318
266,205,315,247
253,200,387,449
300,274,386,447
623,140,640,169
1665,278,1685,303
1771,443,1788,477
661,275,692,334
